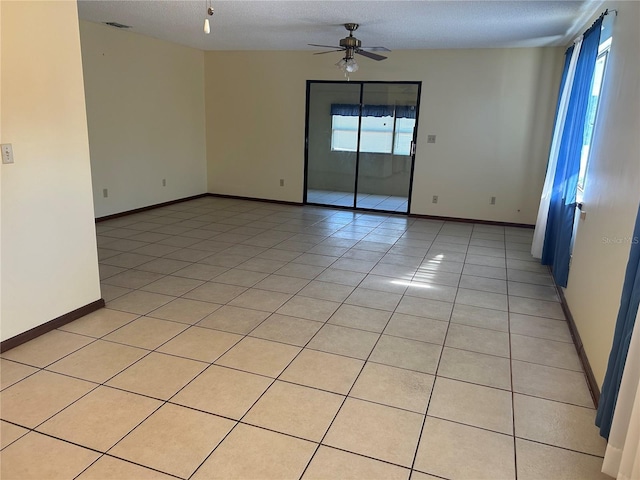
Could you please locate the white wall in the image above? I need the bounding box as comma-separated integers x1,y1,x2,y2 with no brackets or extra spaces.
564,2,640,388
1,1,101,341
79,21,207,218
205,47,563,223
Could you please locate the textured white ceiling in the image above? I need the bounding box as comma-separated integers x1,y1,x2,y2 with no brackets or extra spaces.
77,0,604,51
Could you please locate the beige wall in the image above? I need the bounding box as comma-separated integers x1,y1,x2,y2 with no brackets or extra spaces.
0,0,3,329
205,47,563,223
79,21,206,218
1,1,101,341
564,1,640,387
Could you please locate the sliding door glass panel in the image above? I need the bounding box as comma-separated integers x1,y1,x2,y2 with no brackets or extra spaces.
355,83,419,213
306,83,360,207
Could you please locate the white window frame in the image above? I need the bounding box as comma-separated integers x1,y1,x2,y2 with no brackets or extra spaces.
577,37,612,195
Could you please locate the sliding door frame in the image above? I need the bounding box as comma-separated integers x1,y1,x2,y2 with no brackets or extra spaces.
303,80,422,215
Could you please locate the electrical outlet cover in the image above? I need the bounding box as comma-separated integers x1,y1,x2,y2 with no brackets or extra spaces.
2,144,14,164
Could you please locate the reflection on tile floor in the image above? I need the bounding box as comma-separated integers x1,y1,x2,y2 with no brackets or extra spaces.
307,189,408,212
0,197,610,479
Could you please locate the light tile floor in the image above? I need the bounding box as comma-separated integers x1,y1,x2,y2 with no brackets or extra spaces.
307,189,408,212
0,197,611,479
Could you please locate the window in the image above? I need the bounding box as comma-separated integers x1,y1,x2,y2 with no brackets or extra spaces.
330,104,416,155
577,33,612,193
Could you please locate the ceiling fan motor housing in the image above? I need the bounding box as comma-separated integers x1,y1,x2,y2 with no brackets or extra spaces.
340,36,361,49
340,23,361,50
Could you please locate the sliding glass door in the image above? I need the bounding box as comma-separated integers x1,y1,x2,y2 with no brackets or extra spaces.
305,81,421,213
356,83,419,211
306,82,360,207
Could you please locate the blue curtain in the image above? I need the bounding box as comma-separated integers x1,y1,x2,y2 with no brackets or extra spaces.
396,105,417,119
541,17,602,287
596,202,640,439
331,104,362,116
331,104,416,118
554,46,575,124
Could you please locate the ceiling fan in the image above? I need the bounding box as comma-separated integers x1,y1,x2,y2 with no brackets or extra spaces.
309,23,390,73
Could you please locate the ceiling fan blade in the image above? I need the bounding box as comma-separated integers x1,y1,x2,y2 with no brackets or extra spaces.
308,43,342,49
355,50,387,61
360,46,391,52
313,50,344,55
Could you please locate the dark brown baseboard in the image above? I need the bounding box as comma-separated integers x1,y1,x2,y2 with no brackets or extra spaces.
305,201,408,216
95,194,209,222
0,299,105,353
409,213,535,229
556,286,601,407
206,193,303,207
95,192,535,229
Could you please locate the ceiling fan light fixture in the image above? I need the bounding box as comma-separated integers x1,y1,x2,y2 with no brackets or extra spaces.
336,57,358,74
345,58,359,73
318,24,386,78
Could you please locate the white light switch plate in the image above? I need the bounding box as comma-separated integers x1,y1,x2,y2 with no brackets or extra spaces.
2,144,14,164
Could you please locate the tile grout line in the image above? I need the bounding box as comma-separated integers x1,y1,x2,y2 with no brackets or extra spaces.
407,221,466,478
504,224,520,480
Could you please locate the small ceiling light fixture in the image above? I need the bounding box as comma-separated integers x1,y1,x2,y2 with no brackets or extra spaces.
336,57,359,73
336,48,359,79
204,1,214,34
